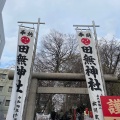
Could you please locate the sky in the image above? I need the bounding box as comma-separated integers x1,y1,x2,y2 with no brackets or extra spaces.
0,0,120,68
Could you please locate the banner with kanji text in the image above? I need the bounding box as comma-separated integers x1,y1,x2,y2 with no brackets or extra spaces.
77,30,105,120
6,27,35,120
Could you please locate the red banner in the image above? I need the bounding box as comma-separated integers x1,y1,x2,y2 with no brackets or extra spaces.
100,96,120,120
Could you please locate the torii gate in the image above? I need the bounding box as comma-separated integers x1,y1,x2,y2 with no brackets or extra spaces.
8,70,119,120
8,19,120,120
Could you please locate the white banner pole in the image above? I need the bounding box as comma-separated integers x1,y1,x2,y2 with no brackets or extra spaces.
6,27,35,120
77,30,105,120
92,21,107,95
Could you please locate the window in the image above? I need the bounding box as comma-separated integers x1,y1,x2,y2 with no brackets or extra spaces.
5,100,10,106
0,86,3,91
8,87,12,92
0,74,6,79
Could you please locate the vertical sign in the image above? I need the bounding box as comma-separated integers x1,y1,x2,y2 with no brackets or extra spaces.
77,30,105,120
6,27,35,120
101,96,120,120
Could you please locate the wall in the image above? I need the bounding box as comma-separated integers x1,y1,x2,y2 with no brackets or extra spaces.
0,69,13,119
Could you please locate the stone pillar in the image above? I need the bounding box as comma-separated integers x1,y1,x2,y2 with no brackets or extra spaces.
25,78,38,120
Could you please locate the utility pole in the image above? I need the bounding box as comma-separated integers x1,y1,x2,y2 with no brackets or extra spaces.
92,21,107,95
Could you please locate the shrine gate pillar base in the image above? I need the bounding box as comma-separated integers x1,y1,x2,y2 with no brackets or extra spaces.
24,78,38,120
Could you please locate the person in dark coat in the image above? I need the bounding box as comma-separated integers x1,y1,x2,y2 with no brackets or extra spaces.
51,110,56,120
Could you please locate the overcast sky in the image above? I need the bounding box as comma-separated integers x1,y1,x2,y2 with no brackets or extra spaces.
0,0,120,68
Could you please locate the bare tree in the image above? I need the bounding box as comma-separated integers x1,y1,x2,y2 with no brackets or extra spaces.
98,38,120,74
98,38,120,96
34,29,83,73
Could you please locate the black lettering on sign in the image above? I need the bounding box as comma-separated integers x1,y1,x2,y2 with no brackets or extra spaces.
17,54,28,66
18,45,29,54
86,33,91,38
17,66,26,79
88,78,101,91
16,80,23,93
27,31,33,37
20,30,26,35
78,32,84,37
92,101,97,106
81,46,92,54
83,54,96,65
85,66,98,78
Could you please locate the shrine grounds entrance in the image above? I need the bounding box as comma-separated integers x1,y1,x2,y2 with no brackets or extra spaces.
8,70,119,120
36,93,90,120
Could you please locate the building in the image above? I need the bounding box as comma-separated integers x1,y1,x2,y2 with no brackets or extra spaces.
0,0,6,59
0,68,13,119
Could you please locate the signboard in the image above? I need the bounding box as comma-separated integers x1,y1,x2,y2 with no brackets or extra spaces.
6,27,35,120
77,30,105,120
100,96,120,120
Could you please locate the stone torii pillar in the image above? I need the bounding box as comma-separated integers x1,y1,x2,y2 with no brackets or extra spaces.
8,70,119,120
25,78,38,120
